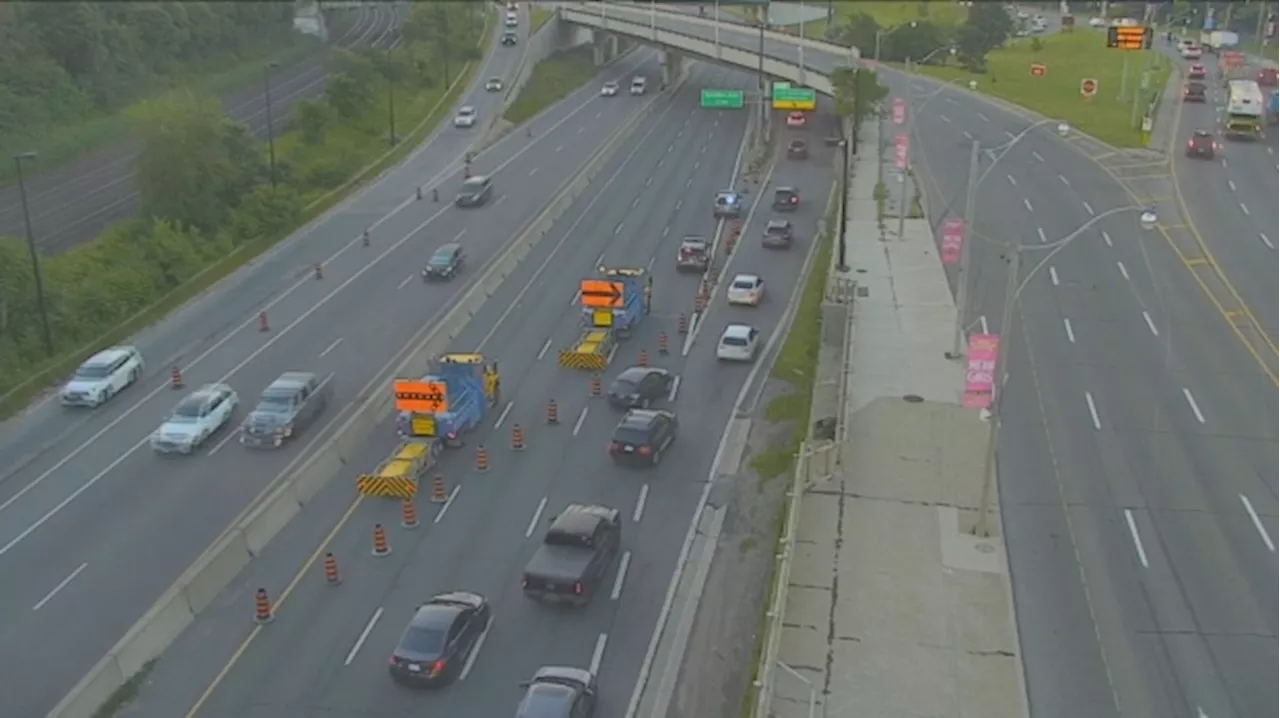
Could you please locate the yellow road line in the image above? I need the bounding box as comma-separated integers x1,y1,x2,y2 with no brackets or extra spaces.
1183,257,1211,267
185,495,366,718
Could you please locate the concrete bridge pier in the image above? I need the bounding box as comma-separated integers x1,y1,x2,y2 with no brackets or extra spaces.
591,30,619,66
660,50,683,89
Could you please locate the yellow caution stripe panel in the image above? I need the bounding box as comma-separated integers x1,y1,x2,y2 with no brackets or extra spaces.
558,329,614,370
356,474,418,499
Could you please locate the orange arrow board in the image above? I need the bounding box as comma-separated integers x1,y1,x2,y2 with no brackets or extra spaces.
580,279,624,308
394,380,448,413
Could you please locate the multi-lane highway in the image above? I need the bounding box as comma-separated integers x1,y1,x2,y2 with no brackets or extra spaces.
0,8,654,714
114,62,836,718
594,8,1277,718
0,3,403,254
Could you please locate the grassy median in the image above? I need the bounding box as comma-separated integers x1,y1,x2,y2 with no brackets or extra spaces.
530,6,554,34
738,0,967,41
913,31,1173,147
504,45,599,125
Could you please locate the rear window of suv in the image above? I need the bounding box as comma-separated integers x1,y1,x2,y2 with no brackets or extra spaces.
613,426,652,445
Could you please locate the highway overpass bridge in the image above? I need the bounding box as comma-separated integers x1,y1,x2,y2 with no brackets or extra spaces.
554,2,862,94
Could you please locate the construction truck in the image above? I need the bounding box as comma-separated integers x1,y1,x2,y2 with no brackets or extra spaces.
356,440,438,499
394,352,499,444
558,266,652,371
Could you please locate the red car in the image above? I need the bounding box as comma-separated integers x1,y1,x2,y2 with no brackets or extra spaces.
1187,63,1206,80
1258,67,1278,87
1182,81,1207,103
786,111,806,128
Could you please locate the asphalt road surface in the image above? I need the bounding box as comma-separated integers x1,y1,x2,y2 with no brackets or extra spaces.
596,9,1277,718
0,3,403,255
115,65,836,718
0,10,647,715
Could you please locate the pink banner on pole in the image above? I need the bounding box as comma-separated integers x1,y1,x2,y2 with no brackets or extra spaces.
892,97,906,125
894,133,909,170
940,217,965,265
963,333,1000,409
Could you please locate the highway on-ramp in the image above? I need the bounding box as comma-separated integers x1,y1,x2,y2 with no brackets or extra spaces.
0,3,406,255
0,25,662,718
117,66,837,718
885,67,1278,718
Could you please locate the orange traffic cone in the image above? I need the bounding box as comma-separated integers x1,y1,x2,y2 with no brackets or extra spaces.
725,228,738,253
415,186,423,201
638,349,649,367
475,445,490,472
170,366,184,390
658,332,669,354
253,587,274,623
323,553,341,585
430,474,448,503
511,424,526,451
590,374,603,397
695,294,707,312
314,263,324,280
677,313,688,334
372,523,391,556
401,499,419,529
258,311,270,332
362,229,371,246
546,399,559,424
698,279,710,298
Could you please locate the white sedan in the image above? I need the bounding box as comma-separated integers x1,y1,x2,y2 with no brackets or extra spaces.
601,81,619,97
726,273,765,306
454,106,478,128
485,77,503,92
152,383,239,454
716,324,760,362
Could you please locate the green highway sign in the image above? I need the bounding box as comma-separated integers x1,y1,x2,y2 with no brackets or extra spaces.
771,82,816,111
701,89,745,109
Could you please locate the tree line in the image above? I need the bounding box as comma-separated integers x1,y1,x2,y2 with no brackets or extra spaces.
0,2,485,397
836,3,1015,71
0,2,300,157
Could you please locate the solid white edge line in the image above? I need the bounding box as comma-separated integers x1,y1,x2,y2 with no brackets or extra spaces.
1123,510,1150,568
1239,495,1276,553
526,497,548,538
344,607,384,665
32,562,89,611
633,483,649,523
611,551,633,600
589,633,609,676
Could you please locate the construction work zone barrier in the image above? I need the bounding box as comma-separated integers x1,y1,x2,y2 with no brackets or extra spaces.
314,263,324,280
401,499,419,529
475,445,490,472
324,553,340,585
355,473,416,500
511,424,526,451
638,349,650,367
546,399,559,424
253,588,273,624
430,475,448,503
44,69,686,718
356,441,434,499
259,312,270,332
372,524,391,556
557,329,614,370
677,313,688,334
590,374,603,397
695,294,707,312
362,229,371,246
170,366,184,389
658,332,669,354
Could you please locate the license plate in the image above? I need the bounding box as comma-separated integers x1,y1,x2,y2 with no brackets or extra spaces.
407,664,421,673
623,445,635,453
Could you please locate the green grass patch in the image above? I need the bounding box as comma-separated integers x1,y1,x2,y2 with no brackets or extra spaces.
0,38,322,186
752,1,969,42
504,45,599,125
737,497,790,718
0,18,493,421
913,31,1173,147
530,6,554,34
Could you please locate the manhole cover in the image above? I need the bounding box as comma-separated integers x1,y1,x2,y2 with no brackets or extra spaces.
903,394,924,403
975,542,996,554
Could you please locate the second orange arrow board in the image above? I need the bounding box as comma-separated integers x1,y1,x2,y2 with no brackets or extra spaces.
580,280,624,307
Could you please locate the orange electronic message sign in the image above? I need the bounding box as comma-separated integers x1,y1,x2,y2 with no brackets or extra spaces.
580,280,625,308
393,380,448,413
1107,25,1151,50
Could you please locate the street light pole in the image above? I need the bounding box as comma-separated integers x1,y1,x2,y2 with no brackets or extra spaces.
895,56,914,241
263,63,279,188
972,206,1158,536
838,139,850,270
386,48,397,146
14,152,54,357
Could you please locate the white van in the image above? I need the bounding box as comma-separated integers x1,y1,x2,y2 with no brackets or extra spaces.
630,76,647,95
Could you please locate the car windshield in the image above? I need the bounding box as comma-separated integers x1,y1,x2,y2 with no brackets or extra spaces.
462,178,485,191
399,624,447,656
74,363,112,379
614,426,651,445
256,391,295,412
430,252,454,266
766,224,789,235
170,399,204,421
605,81,618,88
611,377,639,393
681,242,706,254
722,334,749,347
715,193,737,205
458,107,475,117
732,278,756,289
520,684,575,717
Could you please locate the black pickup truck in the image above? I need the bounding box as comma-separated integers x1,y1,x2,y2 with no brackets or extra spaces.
522,504,622,608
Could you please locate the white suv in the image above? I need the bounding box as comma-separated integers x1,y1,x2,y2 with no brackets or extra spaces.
61,346,144,407
716,324,760,362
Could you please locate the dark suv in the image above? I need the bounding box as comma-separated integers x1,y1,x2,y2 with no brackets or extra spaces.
1182,81,1206,103
455,175,493,207
786,139,808,159
239,372,329,448
771,186,800,212
608,409,678,466
607,366,674,410
423,242,465,280
1185,130,1216,159
501,31,518,46
762,219,794,249
676,235,711,272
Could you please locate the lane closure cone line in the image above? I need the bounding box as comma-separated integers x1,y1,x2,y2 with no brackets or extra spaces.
475,445,490,472
324,553,341,586
401,499,420,529
430,475,448,504
511,424,526,451
372,523,391,556
253,588,274,624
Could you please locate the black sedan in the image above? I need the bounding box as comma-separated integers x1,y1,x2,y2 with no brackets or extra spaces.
423,242,466,280
1185,130,1216,160
517,666,598,717
388,591,491,687
607,367,673,410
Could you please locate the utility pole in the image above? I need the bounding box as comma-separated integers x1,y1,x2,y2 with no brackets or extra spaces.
387,48,397,146
897,57,912,241
263,63,279,188
15,152,54,357
974,246,1020,538
949,139,981,359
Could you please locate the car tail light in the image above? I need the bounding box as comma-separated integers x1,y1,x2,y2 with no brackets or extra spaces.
388,655,399,666
791,196,798,204
447,431,457,440
572,582,584,596
608,441,621,453
430,659,447,675
638,445,652,455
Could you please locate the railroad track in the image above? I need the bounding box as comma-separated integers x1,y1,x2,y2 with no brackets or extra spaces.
0,2,405,255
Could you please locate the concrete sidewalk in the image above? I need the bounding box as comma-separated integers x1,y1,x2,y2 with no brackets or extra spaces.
769,121,1028,718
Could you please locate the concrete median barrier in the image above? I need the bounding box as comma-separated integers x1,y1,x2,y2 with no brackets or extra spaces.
48,65,679,718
